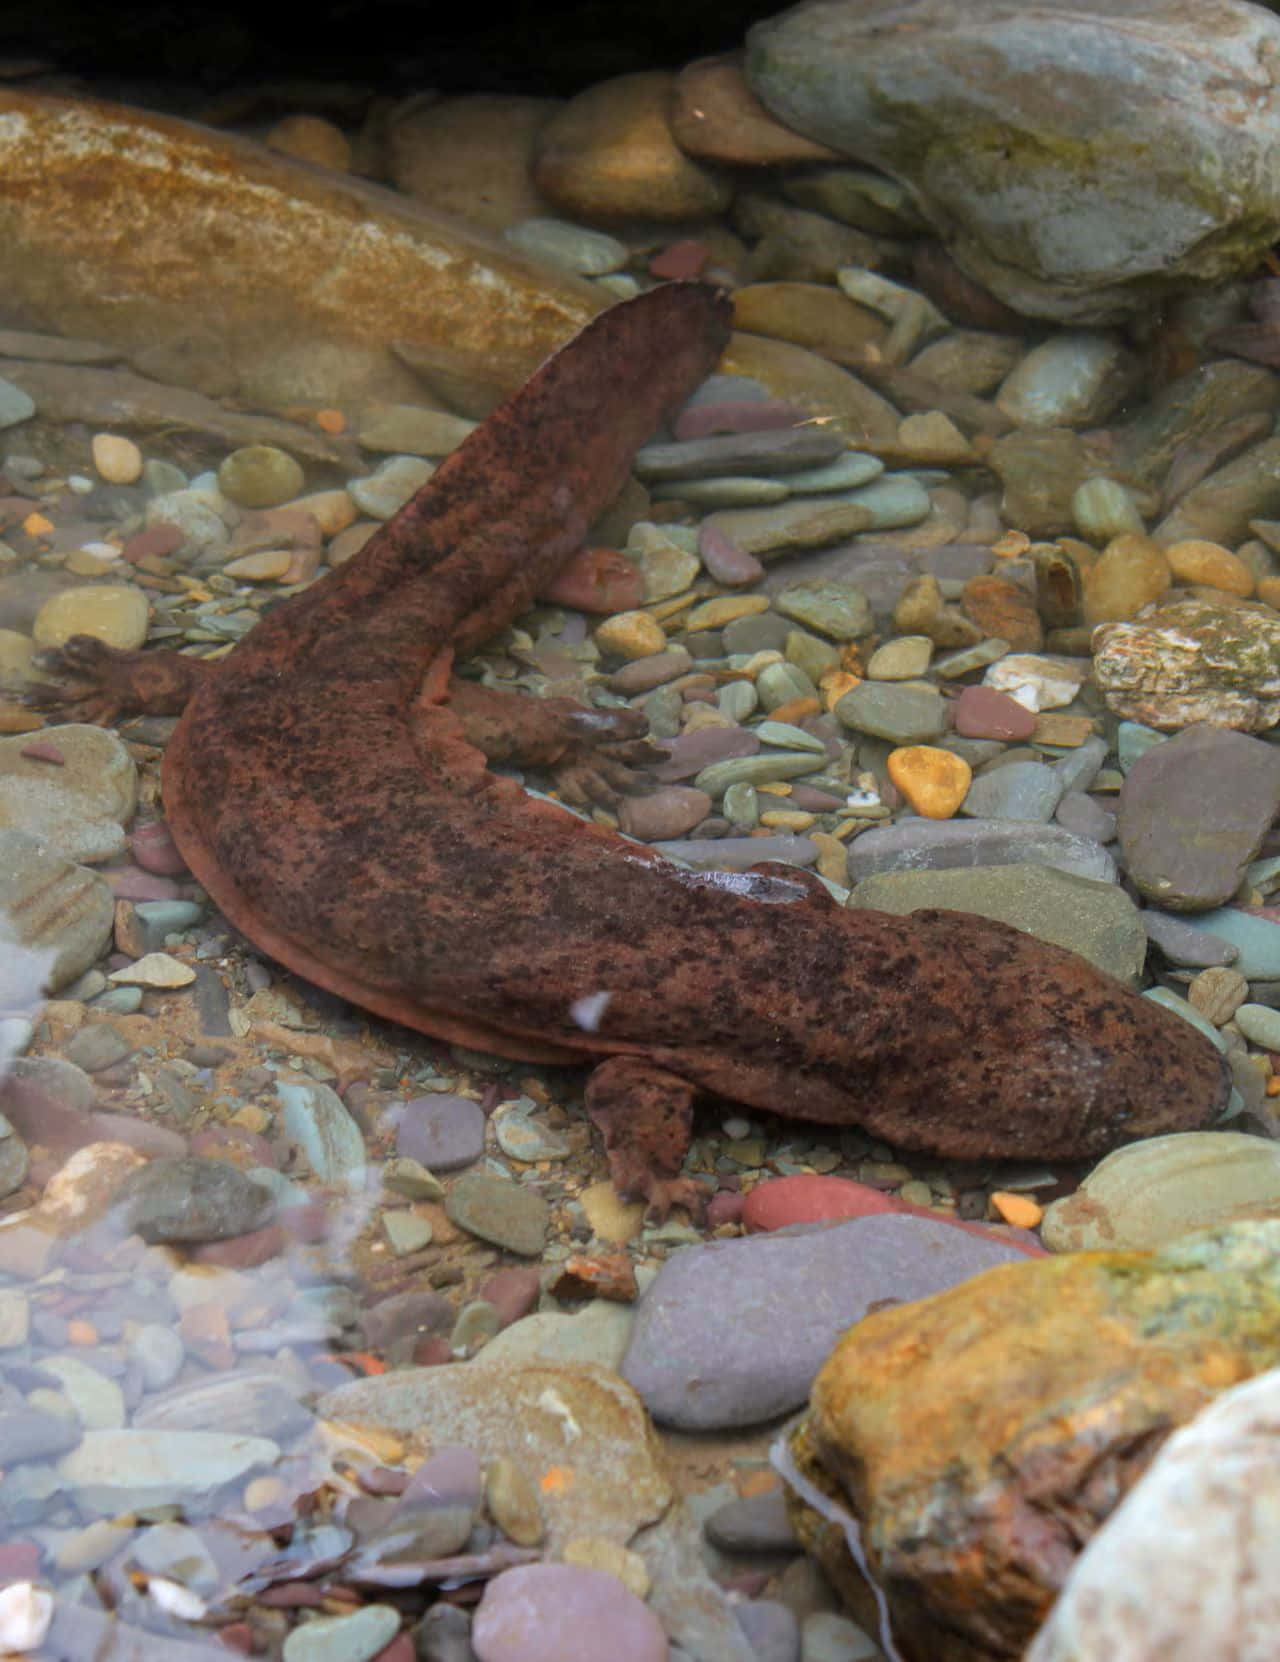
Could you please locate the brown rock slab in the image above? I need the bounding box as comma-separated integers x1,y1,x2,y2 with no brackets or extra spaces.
1117,722,1280,910
960,573,1043,651
0,88,604,409
784,1219,1280,1662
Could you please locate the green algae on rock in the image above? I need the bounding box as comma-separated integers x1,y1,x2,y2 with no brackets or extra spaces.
1092,595,1280,731
745,0,1280,324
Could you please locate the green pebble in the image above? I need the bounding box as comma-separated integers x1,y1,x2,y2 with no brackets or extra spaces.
1233,1003,1280,1051
694,752,826,797
217,445,304,509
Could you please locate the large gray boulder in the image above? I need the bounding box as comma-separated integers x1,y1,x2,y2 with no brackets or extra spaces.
746,0,1280,322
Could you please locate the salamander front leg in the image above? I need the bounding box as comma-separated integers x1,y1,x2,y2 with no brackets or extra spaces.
445,680,668,808
585,1054,709,1221
23,636,217,725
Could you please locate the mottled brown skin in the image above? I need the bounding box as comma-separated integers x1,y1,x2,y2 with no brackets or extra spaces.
36,283,1230,1214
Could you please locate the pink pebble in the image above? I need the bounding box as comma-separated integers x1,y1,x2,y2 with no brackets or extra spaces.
130,820,191,876
743,1175,897,1232
542,546,644,613
951,684,1037,741
675,399,811,440
744,1174,1044,1255
649,241,711,280
122,523,185,562
706,1190,745,1227
19,740,65,765
372,1633,416,1662
189,1223,286,1269
478,1265,541,1328
105,865,182,901
698,522,766,585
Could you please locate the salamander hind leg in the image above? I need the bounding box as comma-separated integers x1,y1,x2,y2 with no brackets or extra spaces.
23,636,216,725
585,1054,709,1221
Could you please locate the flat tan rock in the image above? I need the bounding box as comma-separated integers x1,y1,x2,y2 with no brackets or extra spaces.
0,88,604,409
784,1220,1280,1661
317,1360,670,1553
1042,1131,1280,1252
387,94,561,231
0,724,138,864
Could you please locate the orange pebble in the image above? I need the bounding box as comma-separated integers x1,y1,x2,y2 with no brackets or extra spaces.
315,408,347,435
66,1319,99,1346
22,512,54,536
820,669,861,710
990,1191,1043,1230
1266,1075,1280,1097
540,1465,574,1494
886,745,972,819
768,695,822,726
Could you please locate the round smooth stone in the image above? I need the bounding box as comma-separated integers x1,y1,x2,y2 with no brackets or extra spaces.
887,745,972,819
90,433,143,484
865,635,932,680
1232,1002,1280,1051
594,610,667,659
217,445,305,509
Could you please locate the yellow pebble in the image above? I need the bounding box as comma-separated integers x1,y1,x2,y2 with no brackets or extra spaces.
1164,539,1254,597
759,809,816,831
593,609,667,659
990,1191,1043,1230
291,489,358,537
223,550,294,582
91,433,144,485
886,745,972,819
683,594,771,631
